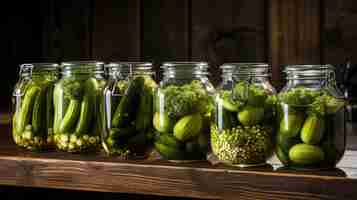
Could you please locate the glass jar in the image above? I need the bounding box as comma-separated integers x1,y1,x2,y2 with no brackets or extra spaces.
276,65,346,169
53,61,105,153
102,62,157,157
153,62,215,161
211,63,276,167
12,63,59,151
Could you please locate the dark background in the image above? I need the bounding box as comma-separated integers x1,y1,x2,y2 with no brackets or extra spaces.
1,0,357,199
2,0,357,112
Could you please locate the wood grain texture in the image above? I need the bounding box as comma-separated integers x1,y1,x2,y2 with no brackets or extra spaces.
0,151,356,200
268,0,321,88
322,0,357,64
191,0,266,85
1,125,357,200
92,0,141,61
0,185,200,200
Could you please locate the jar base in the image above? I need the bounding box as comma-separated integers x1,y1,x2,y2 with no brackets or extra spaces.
168,159,205,164
225,162,268,168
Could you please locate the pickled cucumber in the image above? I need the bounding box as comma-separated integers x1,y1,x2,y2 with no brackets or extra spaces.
289,144,325,165
15,86,41,134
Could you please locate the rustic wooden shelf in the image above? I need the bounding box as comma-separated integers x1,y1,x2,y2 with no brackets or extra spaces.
1,124,357,200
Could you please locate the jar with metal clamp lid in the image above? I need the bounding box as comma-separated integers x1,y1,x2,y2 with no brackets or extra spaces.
12,63,59,151
211,63,276,167
276,65,346,169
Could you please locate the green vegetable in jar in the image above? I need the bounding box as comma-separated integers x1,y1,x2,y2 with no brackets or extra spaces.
288,143,325,165
161,80,212,118
325,96,345,114
156,133,182,149
53,77,104,152
278,112,304,138
276,132,300,153
279,87,322,106
135,77,156,132
154,141,184,160
104,75,157,157
111,77,144,128
276,146,290,165
237,106,264,126
15,85,41,134
233,82,268,107
301,115,325,145
153,112,174,133
219,90,242,112
211,124,272,165
173,113,203,142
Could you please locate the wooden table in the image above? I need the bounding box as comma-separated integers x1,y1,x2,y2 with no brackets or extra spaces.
0,124,356,200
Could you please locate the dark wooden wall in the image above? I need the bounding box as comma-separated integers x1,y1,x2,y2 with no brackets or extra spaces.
2,0,357,104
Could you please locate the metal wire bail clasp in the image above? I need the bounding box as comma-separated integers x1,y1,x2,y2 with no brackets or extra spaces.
19,63,34,78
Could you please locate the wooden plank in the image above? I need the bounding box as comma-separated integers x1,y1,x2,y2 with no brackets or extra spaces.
141,0,189,79
0,147,356,199
192,0,266,85
92,0,141,61
268,0,321,88
0,186,201,200
322,0,357,64
0,125,357,199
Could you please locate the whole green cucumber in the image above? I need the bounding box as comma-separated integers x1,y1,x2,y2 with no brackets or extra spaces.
153,112,174,133
156,133,182,149
109,127,135,140
135,85,153,132
154,141,183,160
16,86,41,134
237,106,264,126
53,82,65,133
46,84,54,133
173,113,202,142
32,86,47,136
59,99,81,133
278,112,305,138
301,115,325,145
289,143,325,165
112,77,143,127
75,78,98,135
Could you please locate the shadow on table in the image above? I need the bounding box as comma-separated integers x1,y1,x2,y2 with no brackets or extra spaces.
275,166,347,177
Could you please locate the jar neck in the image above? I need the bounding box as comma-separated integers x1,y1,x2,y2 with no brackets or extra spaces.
106,62,153,79
19,63,58,80
286,78,327,89
221,72,233,83
284,65,332,89
61,67,95,77
221,63,270,83
162,62,209,80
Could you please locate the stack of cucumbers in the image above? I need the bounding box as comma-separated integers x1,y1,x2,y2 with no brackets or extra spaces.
12,72,57,151
102,76,157,157
277,87,346,168
211,82,276,166
153,80,212,160
53,75,106,153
